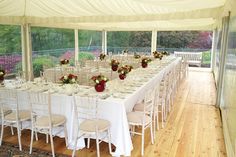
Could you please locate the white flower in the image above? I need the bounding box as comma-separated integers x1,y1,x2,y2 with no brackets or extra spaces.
104,77,107,81
121,71,124,74
64,76,68,79
0,72,3,75
71,78,76,83
95,80,99,84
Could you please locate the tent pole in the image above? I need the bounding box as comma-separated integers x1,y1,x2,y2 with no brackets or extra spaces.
210,29,216,72
74,29,79,66
21,23,33,81
151,30,157,53
102,30,107,54
216,14,230,107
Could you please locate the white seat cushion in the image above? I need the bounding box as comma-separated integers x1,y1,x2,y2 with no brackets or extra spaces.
35,114,66,128
80,119,110,132
133,102,144,112
5,110,30,122
0,107,12,116
127,112,152,125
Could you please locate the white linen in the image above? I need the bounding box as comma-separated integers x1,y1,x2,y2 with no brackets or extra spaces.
0,56,181,156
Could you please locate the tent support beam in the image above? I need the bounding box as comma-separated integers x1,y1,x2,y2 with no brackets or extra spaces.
74,29,79,65
21,23,33,81
210,29,216,71
216,14,230,107
151,30,157,53
102,30,107,54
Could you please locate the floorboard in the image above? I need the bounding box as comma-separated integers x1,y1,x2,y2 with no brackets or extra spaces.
2,70,226,157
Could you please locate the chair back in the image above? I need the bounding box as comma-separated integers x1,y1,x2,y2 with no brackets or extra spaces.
73,95,98,121
143,88,155,116
28,91,52,126
0,88,19,119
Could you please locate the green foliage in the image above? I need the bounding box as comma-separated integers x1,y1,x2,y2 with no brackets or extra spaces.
79,52,95,60
0,25,21,54
15,56,54,77
107,31,151,47
67,52,94,66
202,51,211,64
31,27,74,51
157,31,199,48
33,57,54,77
78,30,102,47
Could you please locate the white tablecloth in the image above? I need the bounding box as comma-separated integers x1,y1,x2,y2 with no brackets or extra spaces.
1,56,181,156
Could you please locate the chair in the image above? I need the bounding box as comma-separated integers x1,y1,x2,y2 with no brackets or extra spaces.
28,91,68,157
0,88,31,151
128,88,155,156
72,95,112,157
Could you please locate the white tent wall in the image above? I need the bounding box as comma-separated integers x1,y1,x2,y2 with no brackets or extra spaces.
0,0,226,31
211,0,236,156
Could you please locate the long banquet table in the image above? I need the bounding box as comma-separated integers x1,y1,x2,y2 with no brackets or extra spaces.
1,56,181,156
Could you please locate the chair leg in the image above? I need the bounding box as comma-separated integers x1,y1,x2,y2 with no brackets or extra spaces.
153,113,156,138
0,121,4,146
49,130,55,157
10,126,14,135
35,131,38,141
29,128,34,154
108,129,112,154
46,133,49,143
141,125,145,156
16,122,22,151
161,104,165,128
150,123,154,144
64,123,68,147
95,131,100,157
87,138,90,148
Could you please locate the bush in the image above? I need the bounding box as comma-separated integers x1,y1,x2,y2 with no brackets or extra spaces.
202,51,211,64
33,56,54,77
69,52,95,66
15,56,54,77
79,52,95,60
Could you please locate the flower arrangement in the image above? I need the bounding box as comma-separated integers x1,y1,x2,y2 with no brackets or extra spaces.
117,65,133,80
60,74,77,84
141,58,152,68
134,54,141,59
161,51,170,56
0,69,6,83
110,59,120,71
91,74,109,92
153,51,163,60
60,59,69,65
99,53,106,60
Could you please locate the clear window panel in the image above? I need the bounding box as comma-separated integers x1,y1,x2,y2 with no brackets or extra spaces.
78,30,102,60
0,24,22,78
107,31,151,55
157,31,213,68
31,27,74,77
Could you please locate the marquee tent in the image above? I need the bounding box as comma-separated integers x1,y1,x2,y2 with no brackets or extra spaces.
0,0,233,30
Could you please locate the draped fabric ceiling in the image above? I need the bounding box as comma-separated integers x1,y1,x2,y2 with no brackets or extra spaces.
0,0,231,31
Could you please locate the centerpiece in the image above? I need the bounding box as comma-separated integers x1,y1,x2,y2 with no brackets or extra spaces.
110,59,120,71
134,54,141,59
91,74,109,92
141,58,152,68
161,51,170,56
0,69,6,83
99,53,106,61
117,65,133,80
153,51,163,60
60,59,69,65
60,74,77,84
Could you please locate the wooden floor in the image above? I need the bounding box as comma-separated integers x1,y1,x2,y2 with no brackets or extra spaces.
2,71,227,157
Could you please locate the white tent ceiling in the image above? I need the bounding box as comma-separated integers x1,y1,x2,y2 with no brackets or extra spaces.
0,0,228,31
